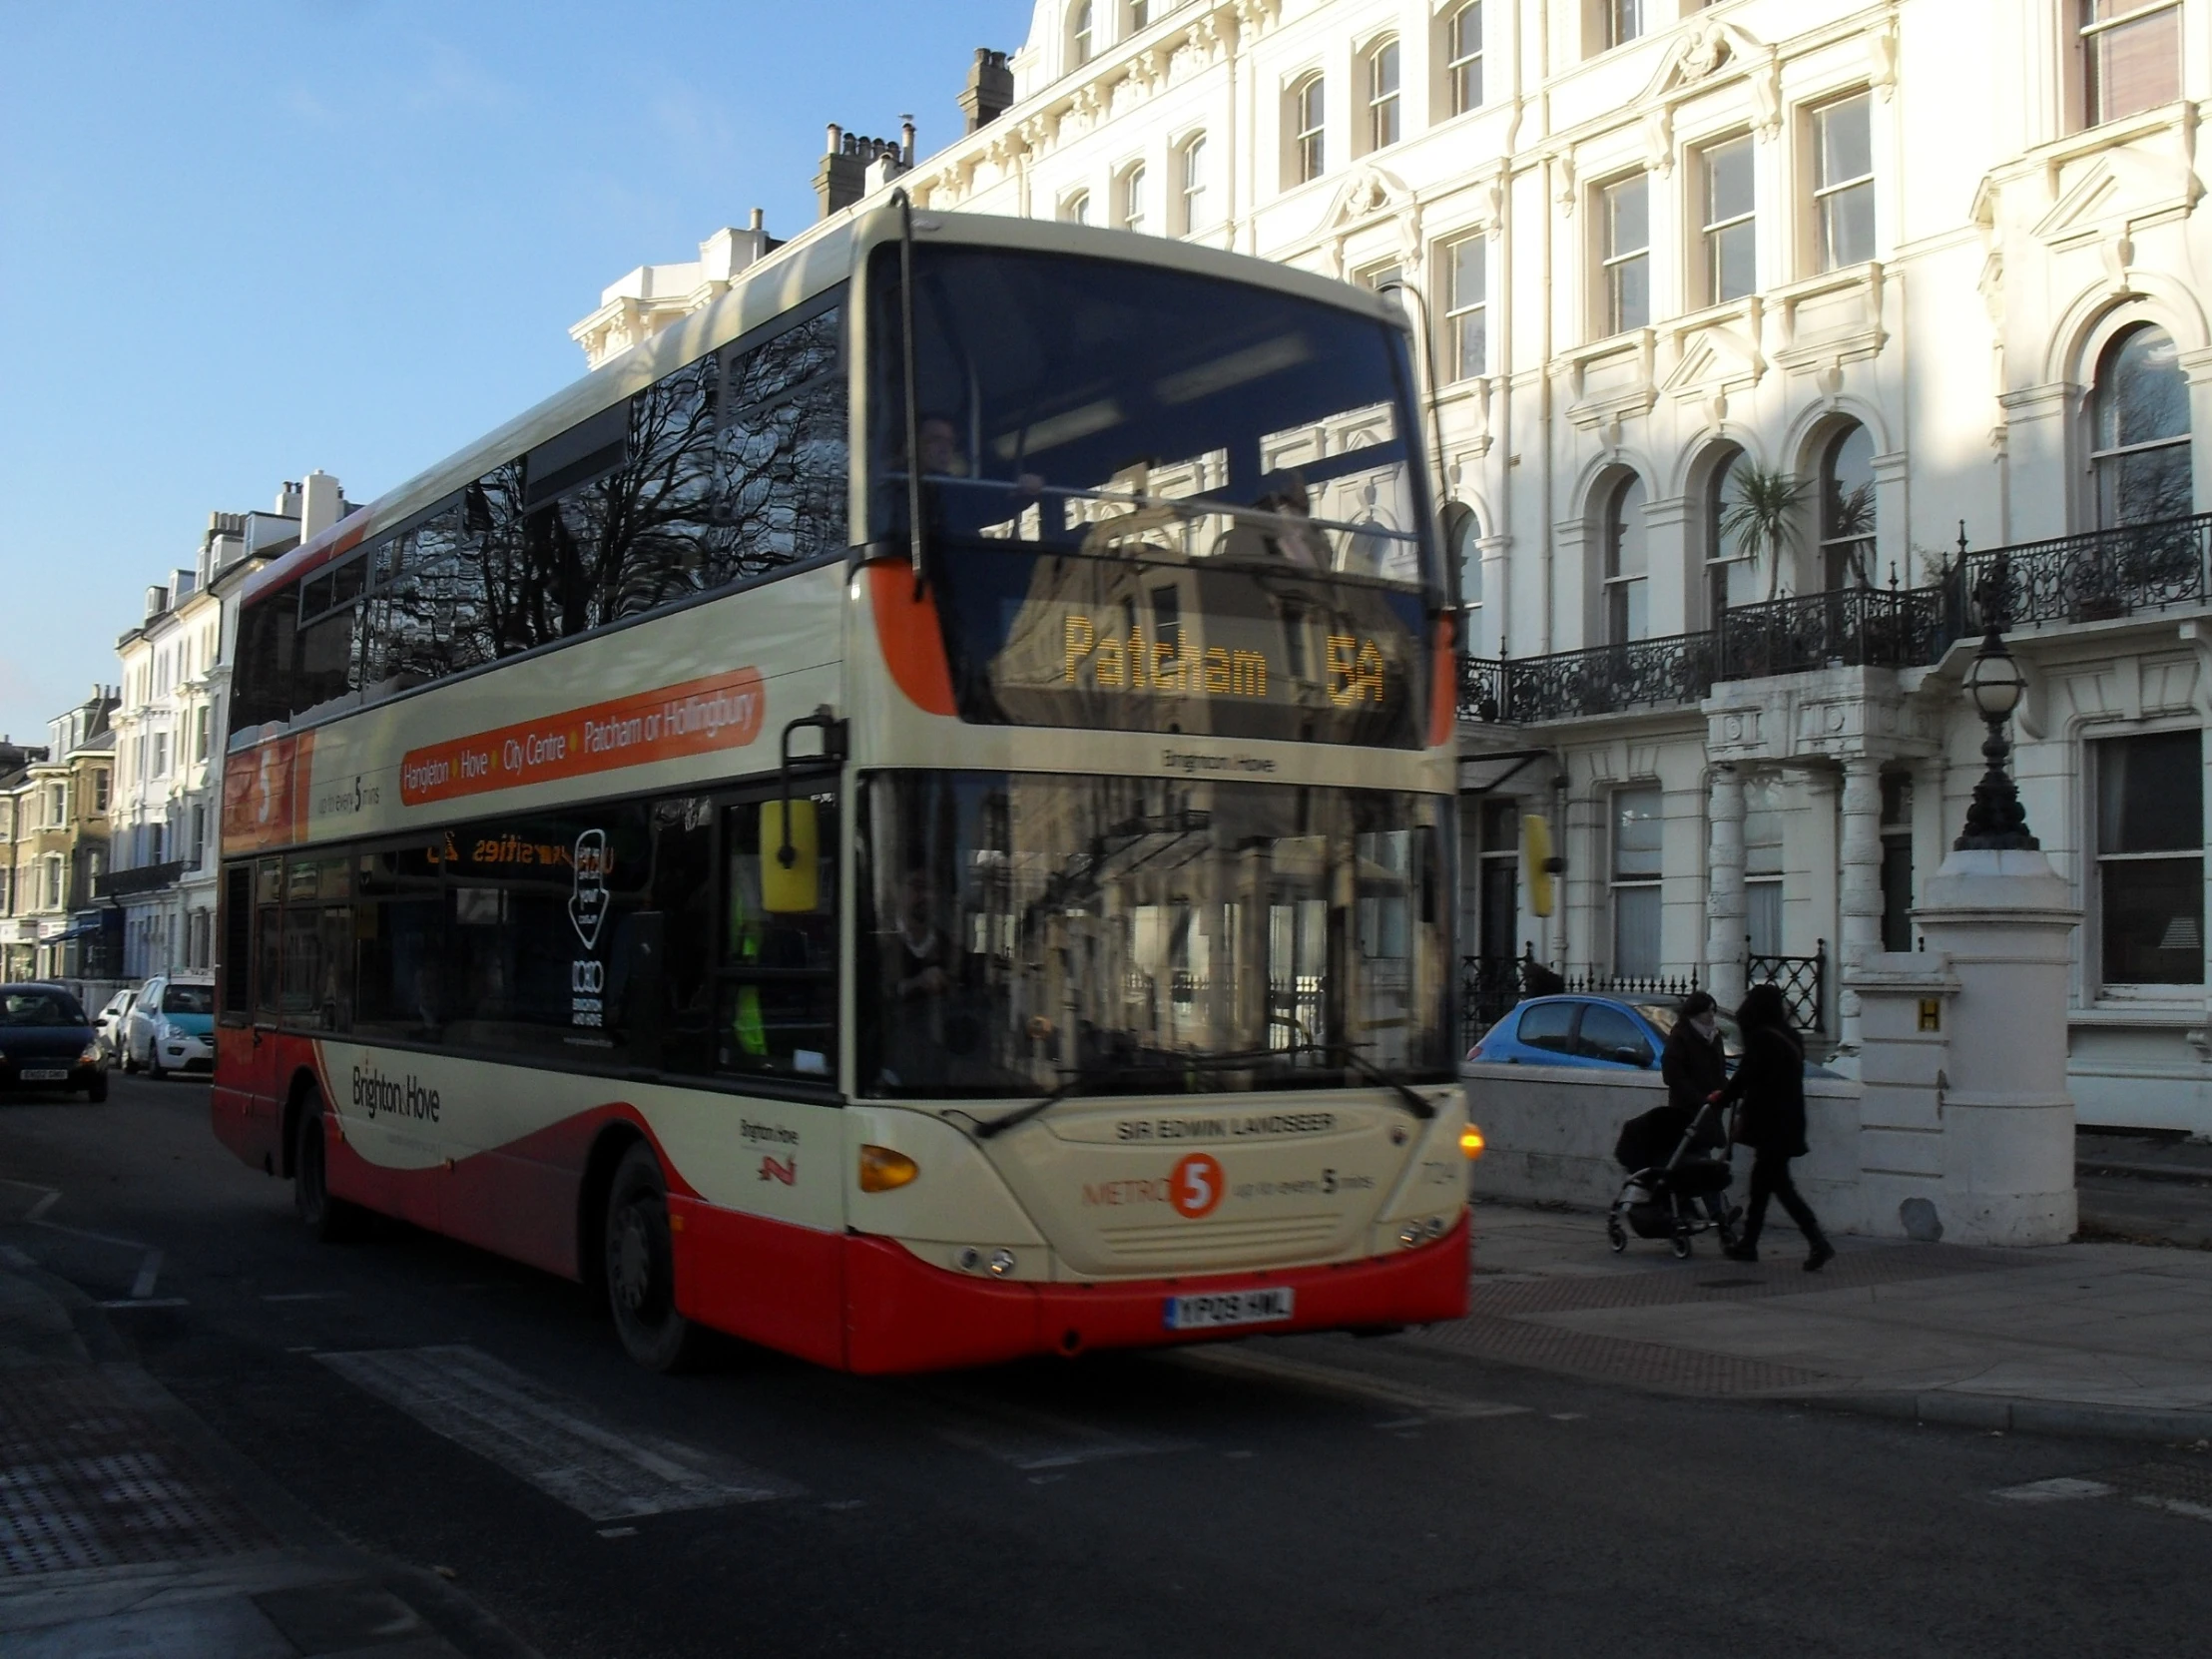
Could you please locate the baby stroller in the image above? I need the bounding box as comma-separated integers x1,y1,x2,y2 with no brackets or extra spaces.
1606,1098,1740,1259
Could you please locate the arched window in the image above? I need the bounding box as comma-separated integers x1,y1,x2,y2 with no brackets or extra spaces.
2093,324,2193,527
1367,38,1400,151
1443,501,1482,611
1070,1,1094,68
1120,164,1147,232
1446,3,1483,115
1291,76,1325,184
1703,443,1748,621
1062,190,1091,226
1602,473,1649,643
1819,422,1877,589
1178,135,1207,233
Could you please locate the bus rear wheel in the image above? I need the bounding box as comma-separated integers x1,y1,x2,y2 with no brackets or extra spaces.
604,1142,706,1374
293,1089,359,1242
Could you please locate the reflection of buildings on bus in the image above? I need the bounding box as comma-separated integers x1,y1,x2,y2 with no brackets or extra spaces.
572,3,2212,1127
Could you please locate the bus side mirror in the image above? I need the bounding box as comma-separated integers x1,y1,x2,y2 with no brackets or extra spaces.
762,801,819,913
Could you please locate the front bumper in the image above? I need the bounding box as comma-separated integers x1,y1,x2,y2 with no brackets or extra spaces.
0,1061,102,1092
840,1211,1471,1375
154,1033,215,1072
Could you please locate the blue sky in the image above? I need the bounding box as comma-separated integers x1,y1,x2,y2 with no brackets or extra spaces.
0,0,1030,743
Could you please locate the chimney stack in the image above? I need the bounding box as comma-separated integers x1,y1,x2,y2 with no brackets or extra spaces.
300,470,343,540
815,124,909,219
958,49,1013,133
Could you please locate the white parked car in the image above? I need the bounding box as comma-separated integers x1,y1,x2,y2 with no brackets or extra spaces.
93,987,136,1062
122,975,216,1079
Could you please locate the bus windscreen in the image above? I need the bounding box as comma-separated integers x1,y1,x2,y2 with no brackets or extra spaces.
858,771,1452,1098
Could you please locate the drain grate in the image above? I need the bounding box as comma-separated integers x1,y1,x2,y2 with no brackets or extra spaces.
1407,1314,1835,1395
0,1366,270,1575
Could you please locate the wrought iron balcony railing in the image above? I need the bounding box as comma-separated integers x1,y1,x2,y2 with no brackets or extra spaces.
1716,586,1947,681
1955,512,2212,634
1456,513,2212,726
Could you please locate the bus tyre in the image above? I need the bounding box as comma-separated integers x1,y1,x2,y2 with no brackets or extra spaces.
293,1090,359,1242
605,1142,705,1374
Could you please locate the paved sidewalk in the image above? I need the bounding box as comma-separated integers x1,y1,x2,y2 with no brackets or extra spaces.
1428,1199,2212,1443
0,1257,537,1659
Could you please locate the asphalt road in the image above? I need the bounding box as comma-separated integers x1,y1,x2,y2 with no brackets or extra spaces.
4,1074,2209,1659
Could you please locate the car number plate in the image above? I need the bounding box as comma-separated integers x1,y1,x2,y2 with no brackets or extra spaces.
20,1068,69,1082
1163,1288,1295,1332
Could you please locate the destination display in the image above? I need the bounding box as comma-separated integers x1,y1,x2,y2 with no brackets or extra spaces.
931,550,1429,748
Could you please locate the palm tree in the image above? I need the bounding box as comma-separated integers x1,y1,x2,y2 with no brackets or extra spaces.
1718,462,1812,602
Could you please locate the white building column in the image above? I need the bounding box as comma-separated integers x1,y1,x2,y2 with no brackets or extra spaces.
1839,755,1885,1051
1705,765,1747,1009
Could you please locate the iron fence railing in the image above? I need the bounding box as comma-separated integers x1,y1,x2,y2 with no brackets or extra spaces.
1496,632,1717,723
1460,952,1533,1047
1454,513,2212,727
1747,938,1827,1034
1956,512,2212,634
1717,587,1948,680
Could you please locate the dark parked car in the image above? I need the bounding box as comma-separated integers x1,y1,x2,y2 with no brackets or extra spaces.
0,983,107,1101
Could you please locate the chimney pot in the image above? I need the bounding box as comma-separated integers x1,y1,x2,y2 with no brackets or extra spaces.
749,206,764,232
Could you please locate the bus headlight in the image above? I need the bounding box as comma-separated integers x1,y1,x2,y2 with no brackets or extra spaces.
858,1145,919,1192
1459,1125,1486,1160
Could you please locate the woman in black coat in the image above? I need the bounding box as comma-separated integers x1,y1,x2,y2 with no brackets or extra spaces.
1715,982,1834,1271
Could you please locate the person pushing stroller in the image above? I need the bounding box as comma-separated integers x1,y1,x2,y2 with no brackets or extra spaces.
1606,992,1740,1257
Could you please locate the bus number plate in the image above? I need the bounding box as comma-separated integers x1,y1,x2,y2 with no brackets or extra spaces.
1163,1288,1294,1332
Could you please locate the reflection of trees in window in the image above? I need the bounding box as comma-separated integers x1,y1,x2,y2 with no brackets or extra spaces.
1819,422,1877,589
354,302,845,698
2093,324,2192,528
2097,730,2204,986
1602,472,1648,643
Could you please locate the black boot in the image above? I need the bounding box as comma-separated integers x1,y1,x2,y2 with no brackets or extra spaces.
1723,1241,1759,1264
1804,1237,1836,1273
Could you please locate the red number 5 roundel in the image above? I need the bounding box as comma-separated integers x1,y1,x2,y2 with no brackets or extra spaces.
1171,1152,1225,1219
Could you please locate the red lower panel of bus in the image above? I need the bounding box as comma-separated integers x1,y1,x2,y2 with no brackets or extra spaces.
837,1214,1471,1376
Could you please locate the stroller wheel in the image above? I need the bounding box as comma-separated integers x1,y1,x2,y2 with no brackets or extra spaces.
1670,1233,1693,1260
1606,1216,1627,1254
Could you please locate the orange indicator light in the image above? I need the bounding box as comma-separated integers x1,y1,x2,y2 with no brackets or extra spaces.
858,1145,920,1192
1459,1126,1486,1160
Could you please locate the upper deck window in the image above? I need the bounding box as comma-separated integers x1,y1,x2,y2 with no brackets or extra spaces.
869,245,1432,594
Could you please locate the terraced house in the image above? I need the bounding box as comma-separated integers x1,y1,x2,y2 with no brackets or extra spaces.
582,0,2212,1131
0,691,119,982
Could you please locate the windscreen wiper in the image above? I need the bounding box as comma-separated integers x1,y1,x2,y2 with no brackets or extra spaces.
972,1066,1123,1141
1266,1023,1437,1123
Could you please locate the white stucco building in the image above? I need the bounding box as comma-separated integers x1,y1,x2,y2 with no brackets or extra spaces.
108,473,352,976
580,0,2212,1130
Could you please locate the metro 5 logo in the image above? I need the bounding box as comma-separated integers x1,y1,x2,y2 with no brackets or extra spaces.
1170,1153,1224,1219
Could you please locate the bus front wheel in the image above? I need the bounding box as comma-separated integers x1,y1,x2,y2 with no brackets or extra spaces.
293,1089,360,1242
604,1142,706,1374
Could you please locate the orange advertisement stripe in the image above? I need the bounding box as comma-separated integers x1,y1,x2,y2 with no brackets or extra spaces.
398,669,768,808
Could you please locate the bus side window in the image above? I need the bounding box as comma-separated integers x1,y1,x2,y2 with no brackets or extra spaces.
253,857,282,1022
220,863,253,1018
718,796,837,1081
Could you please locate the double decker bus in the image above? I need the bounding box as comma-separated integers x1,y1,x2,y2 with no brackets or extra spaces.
213,206,1473,1374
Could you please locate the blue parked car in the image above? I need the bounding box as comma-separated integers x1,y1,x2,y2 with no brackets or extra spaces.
0,983,107,1102
1466,994,1744,1072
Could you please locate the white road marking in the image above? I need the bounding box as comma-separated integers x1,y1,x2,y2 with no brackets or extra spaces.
262,1291,346,1303
99,1297,189,1309
1171,1346,1533,1422
1992,1477,2116,1502
2133,1494,2212,1524
0,1245,34,1268
913,1384,1192,1471
596,1526,639,1538
130,1249,164,1300
317,1345,800,1521
26,1190,59,1224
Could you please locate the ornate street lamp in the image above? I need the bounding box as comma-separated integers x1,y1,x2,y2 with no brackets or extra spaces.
1954,623,2038,849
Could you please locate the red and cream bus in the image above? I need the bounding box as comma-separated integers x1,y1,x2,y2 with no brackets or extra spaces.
213,205,1474,1374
